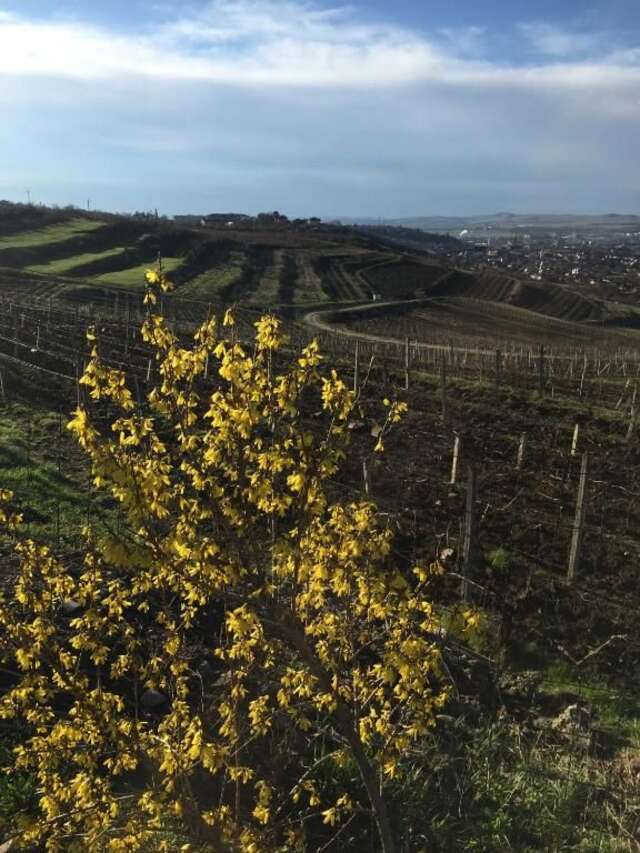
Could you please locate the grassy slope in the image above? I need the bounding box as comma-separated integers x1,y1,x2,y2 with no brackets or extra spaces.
96,258,183,288
289,251,328,304
249,248,283,307
179,250,246,299
0,219,104,249
27,247,127,275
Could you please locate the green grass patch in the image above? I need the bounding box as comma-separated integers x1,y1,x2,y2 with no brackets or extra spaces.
26,246,127,275
0,726,37,837
179,251,245,299
0,404,107,546
96,258,183,289
541,660,640,746
248,248,283,307
0,218,105,250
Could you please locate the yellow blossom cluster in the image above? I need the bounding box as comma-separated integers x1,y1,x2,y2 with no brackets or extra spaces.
0,277,450,852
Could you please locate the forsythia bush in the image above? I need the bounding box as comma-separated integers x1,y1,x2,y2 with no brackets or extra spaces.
0,273,448,852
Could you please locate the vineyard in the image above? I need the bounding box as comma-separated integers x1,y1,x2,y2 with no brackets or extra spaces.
3,207,640,849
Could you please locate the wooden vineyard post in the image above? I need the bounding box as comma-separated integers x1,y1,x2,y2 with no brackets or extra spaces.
567,452,590,584
517,433,526,470
0,368,5,404
13,313,19,359
579,355,587,398
353,340,360,395
615,379,630,410
538,344,545,395
450,434,461,486
461,466,477,602
75,358,81,408
495,348,501,396
362,459,371,497
571,423,580,456
626,385,637,443
440,357,448,424
404,337,410,390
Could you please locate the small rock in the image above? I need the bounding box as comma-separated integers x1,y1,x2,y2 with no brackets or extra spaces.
197,660,214,679
551,702,592,733
140,689,168,709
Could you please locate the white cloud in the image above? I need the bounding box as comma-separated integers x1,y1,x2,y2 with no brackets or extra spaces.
0,1,443,86
518,22,602,57
0,0,637,92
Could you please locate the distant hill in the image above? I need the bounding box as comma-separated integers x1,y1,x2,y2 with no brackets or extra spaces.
350,224,462,253
342,212,640,239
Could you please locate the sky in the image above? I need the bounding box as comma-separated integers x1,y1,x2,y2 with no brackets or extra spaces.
0,0,639,218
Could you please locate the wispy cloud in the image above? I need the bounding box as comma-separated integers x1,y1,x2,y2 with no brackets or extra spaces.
518,22,603,57
0,1,443,86
0,0,637,89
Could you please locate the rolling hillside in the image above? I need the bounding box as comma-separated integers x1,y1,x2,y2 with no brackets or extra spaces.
1,202,640,353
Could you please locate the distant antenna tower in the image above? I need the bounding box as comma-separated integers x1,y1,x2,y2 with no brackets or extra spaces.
25,189,31,205
87,198,91,212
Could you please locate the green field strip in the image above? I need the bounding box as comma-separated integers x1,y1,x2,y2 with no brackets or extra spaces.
179,251,246,299
96,258,183,289
291,252,328,304
0,218,105,250
26,247,127,275
250,249,284,307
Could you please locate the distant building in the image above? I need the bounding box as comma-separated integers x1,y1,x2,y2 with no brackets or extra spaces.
200,213,252,226
256,211,289,225
173,215,202,227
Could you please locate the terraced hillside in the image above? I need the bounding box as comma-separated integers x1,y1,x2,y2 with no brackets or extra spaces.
303,255,640,350
0,206,381,309
2,204,640,357
325,297,640,351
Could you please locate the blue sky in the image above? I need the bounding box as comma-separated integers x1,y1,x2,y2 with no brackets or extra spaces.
0,1,639,217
